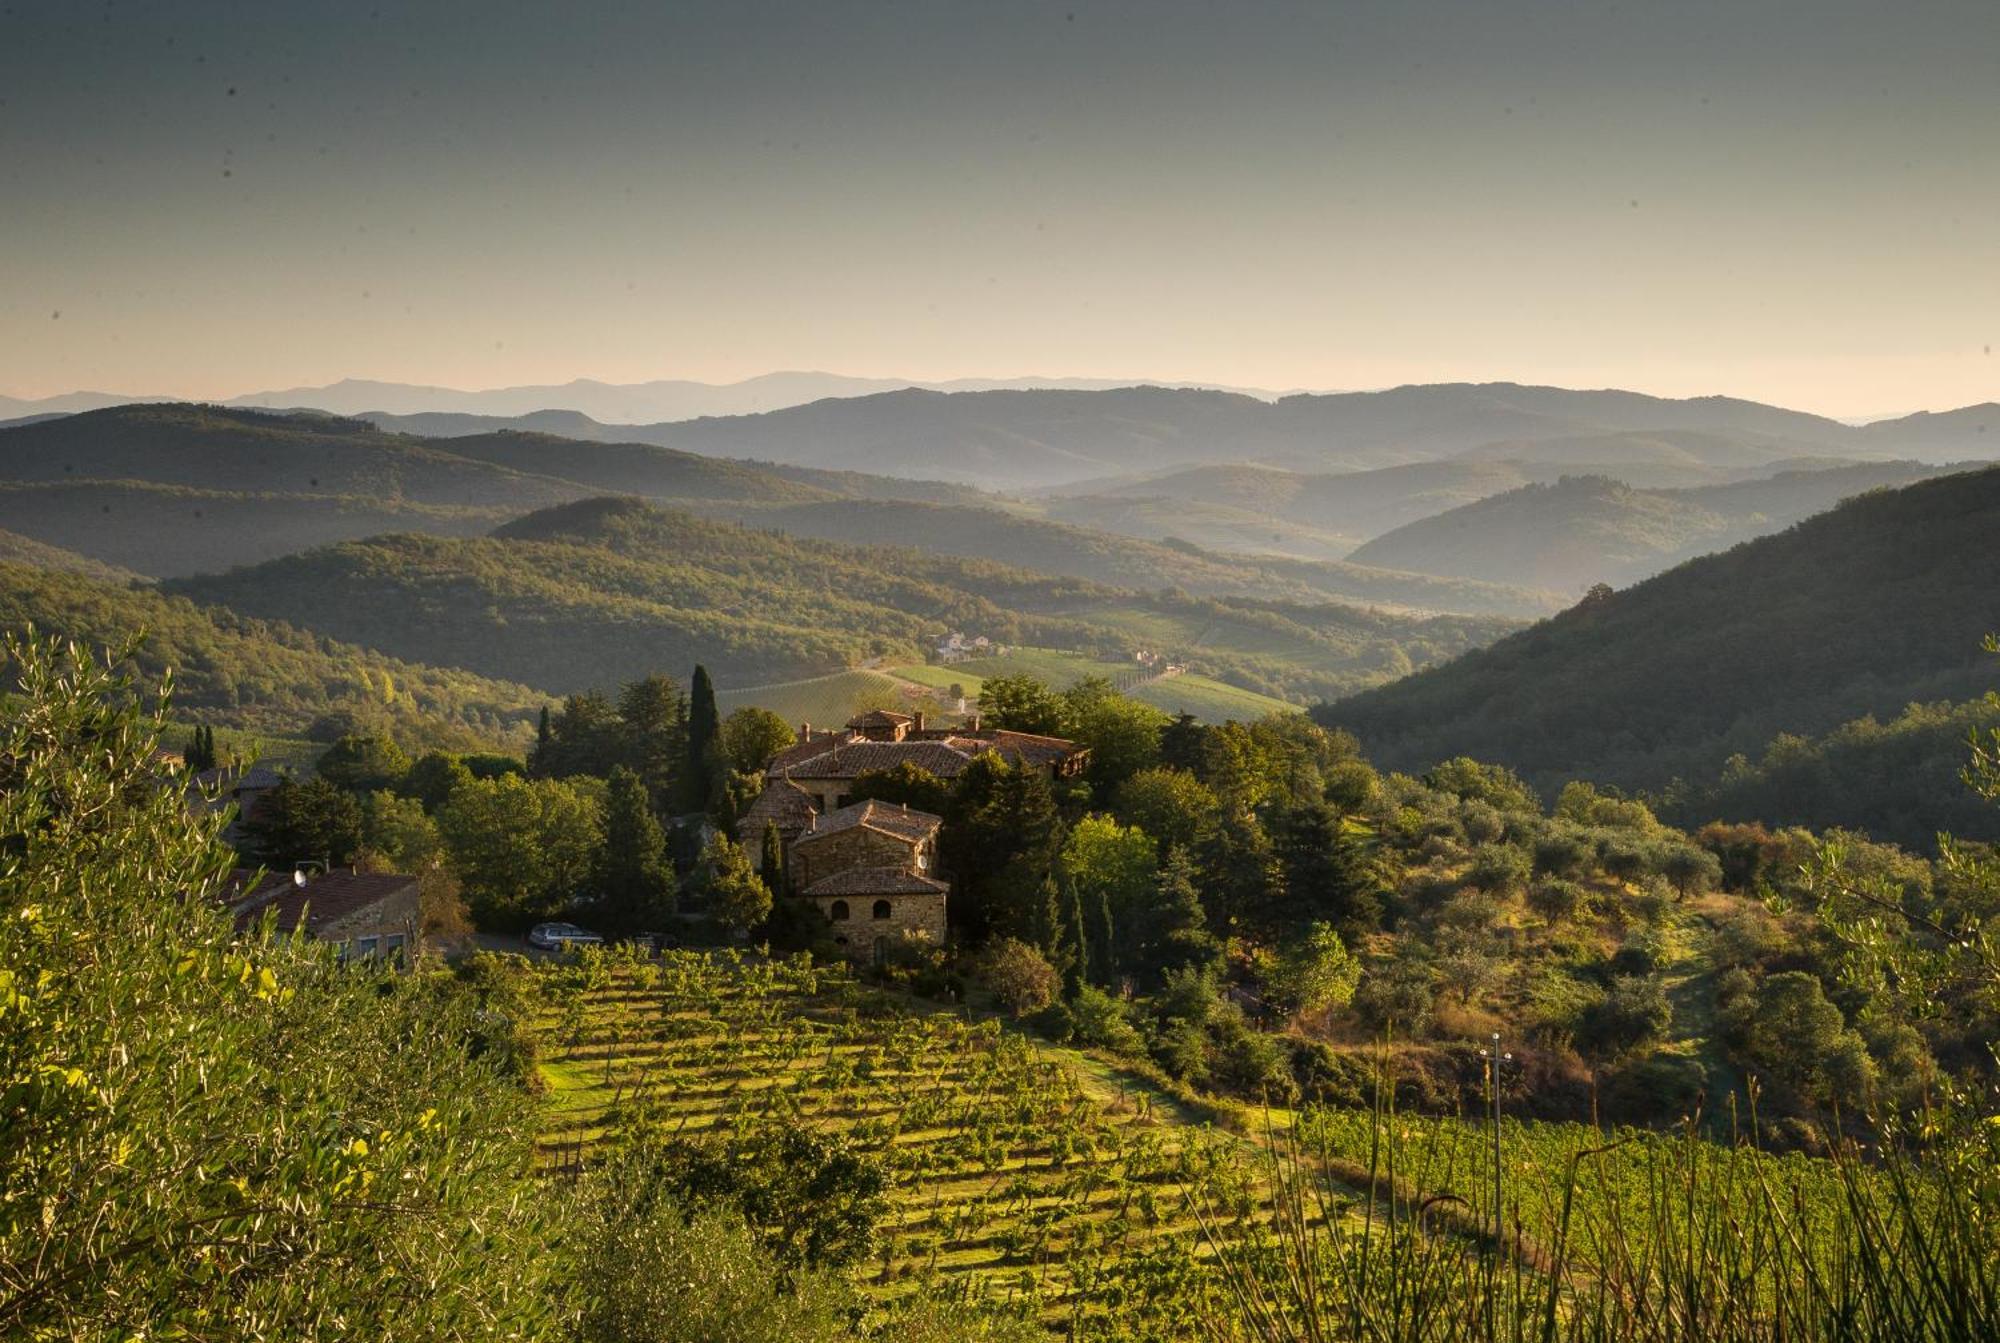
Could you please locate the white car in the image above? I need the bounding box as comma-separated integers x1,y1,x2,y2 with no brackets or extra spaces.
526,921,603,951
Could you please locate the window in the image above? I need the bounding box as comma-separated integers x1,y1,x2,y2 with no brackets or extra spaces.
873,937,889,965
355,936,380,958
384,933,406,962
872,899,892,920
828,900,850,921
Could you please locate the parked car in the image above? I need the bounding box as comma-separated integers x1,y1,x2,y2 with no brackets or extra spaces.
526,921,602,951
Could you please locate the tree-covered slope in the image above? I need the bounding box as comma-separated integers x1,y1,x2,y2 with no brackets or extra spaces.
0,563,546,747
0,526,142,582
0,403,587,508
0,480,515,578
731,497,1557,616
1317,464,2000,797
1346,461,1950,593
167,497,1514,700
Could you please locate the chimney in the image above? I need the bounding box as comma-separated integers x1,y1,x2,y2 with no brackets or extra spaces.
913,710,926,734
799,720,811,742
967,712,980,732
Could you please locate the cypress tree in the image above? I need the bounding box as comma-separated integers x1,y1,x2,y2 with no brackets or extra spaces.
759,821,789,898
531,705,553,776
1061,872,1091,998
685,665,722,814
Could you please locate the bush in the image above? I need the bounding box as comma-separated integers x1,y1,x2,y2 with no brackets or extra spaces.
1577,974,1673,1059
1069,984,1145,1054
1206,1010,1298,1104
1599,1051,1709,1123
978,938,1060,1018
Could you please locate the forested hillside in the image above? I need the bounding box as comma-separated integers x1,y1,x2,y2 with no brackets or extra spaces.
1346,462,1951,592
0,479,516,577
1318,464,2000,800
167,497,1513,700
0,403,586,506
0,563,545,746
727,498,1558,616
0,526,140,582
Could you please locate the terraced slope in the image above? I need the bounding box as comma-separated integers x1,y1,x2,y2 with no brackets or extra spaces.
530,954,1281,1332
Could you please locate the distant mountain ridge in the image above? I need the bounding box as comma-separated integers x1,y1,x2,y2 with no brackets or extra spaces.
10,382,1997,492
4,372,1306,425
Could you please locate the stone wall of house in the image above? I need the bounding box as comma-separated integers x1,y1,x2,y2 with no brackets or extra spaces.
791,825,920,890
317,884,421,958
809,892,947,959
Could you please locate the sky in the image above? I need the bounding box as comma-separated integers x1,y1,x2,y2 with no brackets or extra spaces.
1,0,1995,417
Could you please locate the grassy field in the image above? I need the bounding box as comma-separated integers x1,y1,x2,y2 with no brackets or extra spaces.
530,953,1284,1335
1127,673,1299,722
715,669,915,728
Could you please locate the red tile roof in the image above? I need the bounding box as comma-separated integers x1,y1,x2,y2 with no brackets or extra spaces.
735,777,819,841
795,799,941,847
218,868,418,938
802,866,949,898
764,730,1083,782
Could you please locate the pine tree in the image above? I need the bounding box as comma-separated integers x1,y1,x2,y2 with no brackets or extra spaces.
617,675,687,812
1139,846,1221,988
595,766,676,930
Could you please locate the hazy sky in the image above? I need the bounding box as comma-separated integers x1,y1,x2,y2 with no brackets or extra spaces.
2,0,1995,416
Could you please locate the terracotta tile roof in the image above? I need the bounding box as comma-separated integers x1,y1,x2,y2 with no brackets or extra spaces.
802,865,949,898
763,728,1085,782
795,799,942,846
218,868,418,938
735,777,819,841
847,709,913,728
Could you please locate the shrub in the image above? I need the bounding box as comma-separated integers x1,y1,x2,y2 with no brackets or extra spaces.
1577,974,1673,1059
979,938,1060,1018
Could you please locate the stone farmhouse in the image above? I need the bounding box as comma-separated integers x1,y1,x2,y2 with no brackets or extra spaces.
737,709,1086,960
791,800,947,960
219,867,422,962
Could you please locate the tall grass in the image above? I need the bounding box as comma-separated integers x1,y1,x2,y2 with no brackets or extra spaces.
1191,1081,1998,1343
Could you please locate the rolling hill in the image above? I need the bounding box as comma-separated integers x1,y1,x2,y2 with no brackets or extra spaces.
722,498,1560,616
0,563,547,749
1316,463,2000,800
0,527,142,582
0,405,985,577
0,404,587,508
1345,461,1953,593
166,497,1515,703
0,480,517,578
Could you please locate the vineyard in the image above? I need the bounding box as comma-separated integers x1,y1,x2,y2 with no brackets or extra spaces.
524,950,1981,1340
1297,1105,1871,1285
529,950,1299,1337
